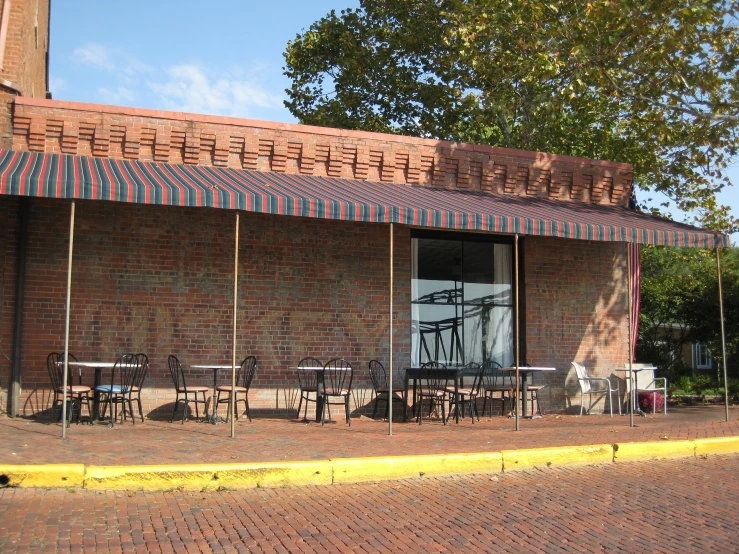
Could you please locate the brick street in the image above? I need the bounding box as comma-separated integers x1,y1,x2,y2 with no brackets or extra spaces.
2,453,738,553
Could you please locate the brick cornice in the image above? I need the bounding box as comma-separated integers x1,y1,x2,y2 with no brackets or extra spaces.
12,97,634,207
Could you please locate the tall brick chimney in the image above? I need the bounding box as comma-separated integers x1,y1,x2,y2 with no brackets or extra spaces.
0,0,50,148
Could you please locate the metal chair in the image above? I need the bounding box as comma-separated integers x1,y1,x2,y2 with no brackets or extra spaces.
446,362,484,423
573,362,621,416
368,359,405,420
417,361,448,425
216,356,257,422
168,355,209,423
481,360,514,417
633,365,668,414
321,358,353,426
296,357,322,420
97,353,148,427
46,352,91,425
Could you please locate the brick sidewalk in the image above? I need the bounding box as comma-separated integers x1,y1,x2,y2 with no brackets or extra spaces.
2,454,738,553
1,404,737,466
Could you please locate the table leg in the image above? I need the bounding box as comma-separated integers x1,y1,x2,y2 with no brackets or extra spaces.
521,373,528,418
210,368,218,425
92,368,102,423
315,372,324,423
454,375,460,424
403,375,410,422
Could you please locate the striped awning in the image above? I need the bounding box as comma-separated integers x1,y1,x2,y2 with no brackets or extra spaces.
0,149,728,248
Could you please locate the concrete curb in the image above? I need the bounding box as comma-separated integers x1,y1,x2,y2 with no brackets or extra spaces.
1,436,738,491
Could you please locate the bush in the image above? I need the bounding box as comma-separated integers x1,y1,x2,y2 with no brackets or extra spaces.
638,391,664,413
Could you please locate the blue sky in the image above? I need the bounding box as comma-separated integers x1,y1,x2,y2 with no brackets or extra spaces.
49,1,737,242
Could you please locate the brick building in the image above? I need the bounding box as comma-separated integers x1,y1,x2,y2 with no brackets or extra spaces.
0,1,727,420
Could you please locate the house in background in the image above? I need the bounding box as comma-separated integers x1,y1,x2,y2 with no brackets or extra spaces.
0,1,728,419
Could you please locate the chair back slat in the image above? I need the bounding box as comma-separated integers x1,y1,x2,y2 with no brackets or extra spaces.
419,361,448,396
168,355,185,390
572,362,591,393
239,356,258,389
482,360,511,389
368,359,388,391
114,353,148,391
323,358,353,395
465,362,484,394
298,357,322,389
47,352,79,390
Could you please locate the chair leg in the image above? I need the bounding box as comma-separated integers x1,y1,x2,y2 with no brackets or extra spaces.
297,393,303,419
171,397,181,423
245,396,252,422
441,399,447,425
372,392,379,419
345,395,351,426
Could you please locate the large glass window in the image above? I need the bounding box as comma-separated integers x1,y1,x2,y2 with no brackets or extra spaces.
411,236,514,367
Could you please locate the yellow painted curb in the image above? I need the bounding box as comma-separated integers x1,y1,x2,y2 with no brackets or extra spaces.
84,461,333,491
332,452,503,485
694,436,739,457
502,444,613,472
0,464,85,488
613,440,694,462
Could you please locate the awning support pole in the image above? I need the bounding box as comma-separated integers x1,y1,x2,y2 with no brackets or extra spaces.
628,242,634,428
388,223,394,436
514,234,520,432
716,246,729,423
61,201,75,438
230,212,239,439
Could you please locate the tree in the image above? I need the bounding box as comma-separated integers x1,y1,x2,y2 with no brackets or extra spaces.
284,0,739,231
637,245,739,382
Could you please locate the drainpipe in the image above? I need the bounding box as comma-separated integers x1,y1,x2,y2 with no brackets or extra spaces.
9,198,29,417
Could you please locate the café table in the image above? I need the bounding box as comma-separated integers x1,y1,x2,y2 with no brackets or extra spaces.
191,364,238,424
402,364,471,424
616,365,657,417
67,361,115,423
501,366,556,419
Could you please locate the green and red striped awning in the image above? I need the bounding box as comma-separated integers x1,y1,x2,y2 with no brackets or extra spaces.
0,149,729,248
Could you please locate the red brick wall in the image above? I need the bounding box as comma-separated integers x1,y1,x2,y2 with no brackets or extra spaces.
1,195,630,418
523,237,629,412
0,0,49,147
1,196,411,417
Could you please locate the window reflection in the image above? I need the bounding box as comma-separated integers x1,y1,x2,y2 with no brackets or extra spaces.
411,237,513,367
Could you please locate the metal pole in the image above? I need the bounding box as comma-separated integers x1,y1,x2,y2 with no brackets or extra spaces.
388,223,394,436
61,201,75,438
230,212,239,438
716,246,729,422
514,234,520,431
628,242,634,427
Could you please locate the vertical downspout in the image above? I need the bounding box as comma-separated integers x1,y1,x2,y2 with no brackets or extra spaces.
388,223,393,436
716,245,729,423
9,198,29,417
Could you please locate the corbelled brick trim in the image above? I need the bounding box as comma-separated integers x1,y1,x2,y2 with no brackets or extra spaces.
12,97,634,207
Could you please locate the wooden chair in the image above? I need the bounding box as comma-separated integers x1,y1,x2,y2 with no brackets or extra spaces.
296,357,322,420
446,362,484,423
168,355,209,423
46,352,91,425
481,360,514,417
368,359,405,420
216,356,257,422
321,358,353,426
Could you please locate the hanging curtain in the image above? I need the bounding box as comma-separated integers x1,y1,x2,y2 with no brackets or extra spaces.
629,242,641,362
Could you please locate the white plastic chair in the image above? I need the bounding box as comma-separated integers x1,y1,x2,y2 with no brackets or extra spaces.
572,362,621,417
632,365,668,414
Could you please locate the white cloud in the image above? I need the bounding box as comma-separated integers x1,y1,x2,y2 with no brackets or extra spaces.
148,64,284,118
97,86,136,104
73,44,115,71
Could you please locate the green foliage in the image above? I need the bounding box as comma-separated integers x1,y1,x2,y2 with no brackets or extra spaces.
284,0,739,230
637,245,739,379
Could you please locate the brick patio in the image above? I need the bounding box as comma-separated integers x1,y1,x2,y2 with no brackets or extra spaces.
1,404,737,467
